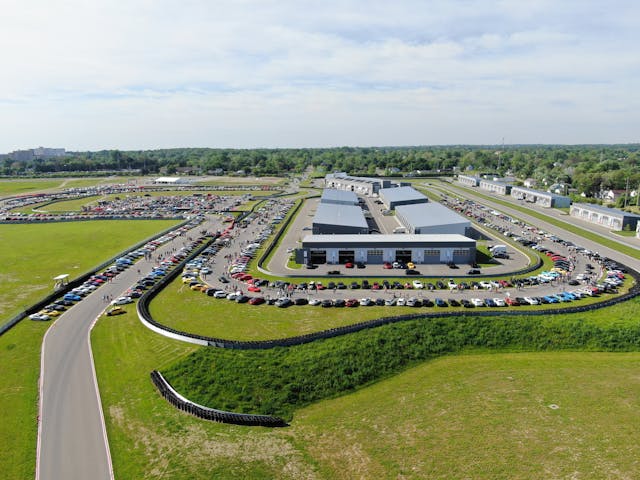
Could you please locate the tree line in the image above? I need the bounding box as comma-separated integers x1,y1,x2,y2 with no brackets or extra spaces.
2,144,639,199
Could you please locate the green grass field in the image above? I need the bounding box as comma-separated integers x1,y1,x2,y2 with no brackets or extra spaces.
90,302,640,479
0,220,179,322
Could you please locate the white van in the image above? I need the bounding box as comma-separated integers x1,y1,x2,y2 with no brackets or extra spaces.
393,226,406,234
490,244,508,257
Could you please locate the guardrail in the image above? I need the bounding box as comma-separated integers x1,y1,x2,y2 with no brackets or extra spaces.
0,218,194,336
150,370,287,427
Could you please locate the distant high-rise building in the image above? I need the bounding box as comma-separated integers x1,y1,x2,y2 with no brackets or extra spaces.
8,147,66,161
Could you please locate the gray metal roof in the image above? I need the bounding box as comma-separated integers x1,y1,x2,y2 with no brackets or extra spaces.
572,203,640,219
320,188,358,205
313,203,368,228
379,186,427,203
510,186,569,200
395,203,470,229
303,233,475,245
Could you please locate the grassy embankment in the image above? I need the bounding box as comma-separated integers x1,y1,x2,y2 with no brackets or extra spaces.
92,297,640,479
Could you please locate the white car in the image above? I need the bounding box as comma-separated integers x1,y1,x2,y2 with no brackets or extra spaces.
396,297,406,306
308,298,321,306
523,297,539,305
492,298,506,307
359,298,372,306
412,280,424,289
226,292,240,301
471,298,484,307
448,281,457,290
479,281,492,289
111,296,133,305
29,313,51,321
213,290,227,298
385,298,397,306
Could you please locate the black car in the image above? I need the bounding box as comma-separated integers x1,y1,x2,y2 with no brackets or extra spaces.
235,295,250,303
333,299,345,307
328,270,341,275
350,281,361,289
336,282,347,289
327,281,336,289
362,280,370,289
405,269,420,275
321,299,333,308
461,299,474,308
219,276,230,283
436,281,445,289
374,298,385,306
294,298,308,305
448,298,460,307
356,262,366,269
422,299,434,307
467,269,481,275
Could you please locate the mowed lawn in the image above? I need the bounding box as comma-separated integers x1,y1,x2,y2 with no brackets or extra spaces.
0,219,179,321
91,302,640,480
0,219,179,479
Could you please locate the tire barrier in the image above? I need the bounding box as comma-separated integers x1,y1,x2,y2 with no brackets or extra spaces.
150,370,287,427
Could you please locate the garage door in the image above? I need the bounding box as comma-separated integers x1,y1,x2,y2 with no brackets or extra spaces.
310,250,326,264
338,250,355,264
366,249,383,264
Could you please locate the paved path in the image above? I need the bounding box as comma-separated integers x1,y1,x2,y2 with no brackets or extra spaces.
37,216,221,480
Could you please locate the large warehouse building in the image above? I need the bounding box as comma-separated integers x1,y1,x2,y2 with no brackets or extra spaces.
297,234,476,265
312,202,369,234
325,172,391,196
320,188,359,206
570,203,640,231
510,186,571,208
395,203,471,236
379,186,428,210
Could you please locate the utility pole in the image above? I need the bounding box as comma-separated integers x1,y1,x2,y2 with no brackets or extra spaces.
624,176,630,208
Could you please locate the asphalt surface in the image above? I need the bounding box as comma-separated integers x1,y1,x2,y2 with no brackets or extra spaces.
36,215,224,480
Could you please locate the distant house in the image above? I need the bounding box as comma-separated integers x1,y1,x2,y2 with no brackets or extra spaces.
524,178,537,188
602,189,626,203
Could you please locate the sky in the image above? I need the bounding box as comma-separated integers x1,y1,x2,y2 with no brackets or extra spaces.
1,0,639,152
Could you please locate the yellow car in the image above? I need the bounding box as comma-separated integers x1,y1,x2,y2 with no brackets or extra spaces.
106,307,126,316
40,309,61,317
190,283,205,291
407,262,416,269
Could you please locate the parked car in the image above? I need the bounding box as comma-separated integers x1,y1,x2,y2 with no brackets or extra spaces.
111,296,133,305
106,307,126,316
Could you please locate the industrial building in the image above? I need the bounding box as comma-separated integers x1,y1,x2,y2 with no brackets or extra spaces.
325,172,391,196
457,174,481,187
312,203,369,234
569,203,640,231
479,179,512,195
510,186,571,208
297,234,476,265
395,203,471,236
320,188,359,206
378,186,428,210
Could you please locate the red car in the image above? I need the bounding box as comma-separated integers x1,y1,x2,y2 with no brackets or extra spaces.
383,262,392,269
505,297,520,306
371,282,380,290
345,298,359,307
344,262,354,268
248,286,261,292
248,297,265,305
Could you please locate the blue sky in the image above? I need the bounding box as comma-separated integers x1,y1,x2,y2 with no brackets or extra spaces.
1,0,639,151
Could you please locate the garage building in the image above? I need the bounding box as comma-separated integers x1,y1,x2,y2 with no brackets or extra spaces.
320,188,359,206
312,203,369,234
298,234,476,265
325,172,391,196
569,203,640,231
395,203,471,235
510,186,571,208
479,179,512,195
379,186,428,210
457,174,481,187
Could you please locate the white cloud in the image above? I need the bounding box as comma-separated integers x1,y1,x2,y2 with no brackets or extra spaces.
0,0,639,150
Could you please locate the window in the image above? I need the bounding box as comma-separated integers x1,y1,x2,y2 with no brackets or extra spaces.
452,249,468,256
367,249,383,256
424,249,439,256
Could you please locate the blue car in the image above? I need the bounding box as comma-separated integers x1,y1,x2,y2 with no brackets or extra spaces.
542,295,558,304
64,294,82,302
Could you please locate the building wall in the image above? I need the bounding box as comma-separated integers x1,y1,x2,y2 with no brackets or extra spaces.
301,245,475,265
479,180,512,195
510,187,570,208
569,205,639,231
312,223,369,235
457,175,480,187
